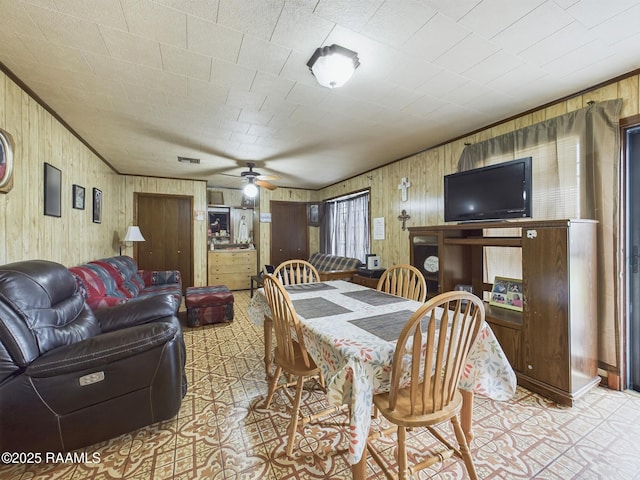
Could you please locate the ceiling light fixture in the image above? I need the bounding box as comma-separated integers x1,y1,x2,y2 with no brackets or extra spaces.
307,44,360,89
243,178,258,198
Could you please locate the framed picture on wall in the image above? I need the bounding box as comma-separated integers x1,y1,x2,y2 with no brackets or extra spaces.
44,162,62,217
0,129,15,194
207,190,224,205
72,184,85,210
241,193,255,208
92,188,102,223
307,203,321,226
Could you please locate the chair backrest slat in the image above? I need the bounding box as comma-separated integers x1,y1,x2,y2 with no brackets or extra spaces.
273,260,320,286
377,264,427,302
389,291,484,416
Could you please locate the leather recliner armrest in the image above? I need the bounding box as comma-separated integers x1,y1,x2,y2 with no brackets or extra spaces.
95,294,177,333
26,322,177,378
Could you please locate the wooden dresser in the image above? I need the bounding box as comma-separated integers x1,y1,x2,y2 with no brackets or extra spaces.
208,249,257,290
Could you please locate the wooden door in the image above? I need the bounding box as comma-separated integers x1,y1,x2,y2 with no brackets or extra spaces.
135,194,193,293
521,225,569,391
270,201,308,266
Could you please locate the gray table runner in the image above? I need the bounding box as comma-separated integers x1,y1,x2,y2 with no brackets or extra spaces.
285,283,337,292
341,289,407,306
348,310,415,341
292,297,352,319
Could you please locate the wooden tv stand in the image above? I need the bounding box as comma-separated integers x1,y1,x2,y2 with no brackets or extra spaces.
409,219,600,406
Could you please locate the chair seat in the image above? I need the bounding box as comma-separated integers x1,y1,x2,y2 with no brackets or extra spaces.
273,341,320,377
373,388,463,428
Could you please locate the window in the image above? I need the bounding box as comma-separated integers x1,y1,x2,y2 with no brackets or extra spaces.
321,191,370,262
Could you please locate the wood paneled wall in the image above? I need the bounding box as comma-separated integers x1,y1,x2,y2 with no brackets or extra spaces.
0,71,121,266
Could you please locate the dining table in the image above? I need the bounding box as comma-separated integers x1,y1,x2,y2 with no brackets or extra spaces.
247,280,517,479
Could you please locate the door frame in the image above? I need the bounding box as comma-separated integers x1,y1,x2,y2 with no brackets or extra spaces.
133,192,194,289
621,114,640,391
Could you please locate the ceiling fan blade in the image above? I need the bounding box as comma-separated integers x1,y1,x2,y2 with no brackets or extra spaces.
256,173,279,181
256,179,277,190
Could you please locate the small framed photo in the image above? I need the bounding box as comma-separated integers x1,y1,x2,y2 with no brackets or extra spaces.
489,276,524,311
454,284,472,294
72,184,85,210
454,284,473,305
241,193,255,208
44,162,62,218
92,188,102,223
307,202,321,226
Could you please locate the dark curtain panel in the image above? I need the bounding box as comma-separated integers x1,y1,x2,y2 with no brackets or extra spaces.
320,201,335,254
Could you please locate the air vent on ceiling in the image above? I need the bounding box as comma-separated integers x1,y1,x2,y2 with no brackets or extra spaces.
177,156,200,164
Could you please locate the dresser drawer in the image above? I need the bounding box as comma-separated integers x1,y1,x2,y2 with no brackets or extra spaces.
208,273,251,290
209,263,255,274
209,251,255,265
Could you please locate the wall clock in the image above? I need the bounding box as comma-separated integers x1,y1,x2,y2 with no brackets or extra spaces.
423,255,439,273
0,129,14,194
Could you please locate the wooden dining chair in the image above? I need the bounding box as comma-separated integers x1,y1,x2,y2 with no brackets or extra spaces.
273,259,320,286
376,264,427,302
366,290,484,480
260,274,340,457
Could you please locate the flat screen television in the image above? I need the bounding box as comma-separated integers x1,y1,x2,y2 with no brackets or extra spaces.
444,157,532,222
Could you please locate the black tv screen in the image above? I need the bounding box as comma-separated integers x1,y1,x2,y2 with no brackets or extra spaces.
444,157,532,222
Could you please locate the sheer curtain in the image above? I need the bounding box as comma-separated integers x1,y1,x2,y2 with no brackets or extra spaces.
320,192,370,262
458,99,622,371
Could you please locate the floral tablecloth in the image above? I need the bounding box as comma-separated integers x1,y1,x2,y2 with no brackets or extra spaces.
247,280,516,464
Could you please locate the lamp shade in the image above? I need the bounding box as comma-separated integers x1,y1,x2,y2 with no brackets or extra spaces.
307,44,360,89
123,226,145,242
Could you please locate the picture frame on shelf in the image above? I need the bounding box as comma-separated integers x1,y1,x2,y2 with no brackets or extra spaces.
72,184,85,210
454,284,473,294
44,162,62,218
454,284,473,305
92,188,102,223
489,276,523,311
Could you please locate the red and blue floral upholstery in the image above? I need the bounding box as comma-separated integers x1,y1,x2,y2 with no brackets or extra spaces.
70,256,182,311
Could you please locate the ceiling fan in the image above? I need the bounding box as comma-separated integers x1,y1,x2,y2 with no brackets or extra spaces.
239,162,278,191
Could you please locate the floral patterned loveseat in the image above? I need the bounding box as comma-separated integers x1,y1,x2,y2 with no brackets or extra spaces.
69,255,182,312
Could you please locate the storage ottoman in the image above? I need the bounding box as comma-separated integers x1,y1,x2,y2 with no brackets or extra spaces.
185,286,234,327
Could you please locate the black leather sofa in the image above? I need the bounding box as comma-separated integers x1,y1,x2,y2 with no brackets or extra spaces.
0,260,186,453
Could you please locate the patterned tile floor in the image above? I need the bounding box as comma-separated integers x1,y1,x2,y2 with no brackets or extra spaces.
3,290,640,480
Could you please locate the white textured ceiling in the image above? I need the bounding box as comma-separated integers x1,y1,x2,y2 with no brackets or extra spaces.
1,0,639,191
